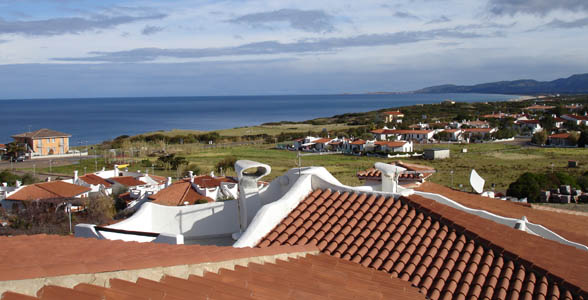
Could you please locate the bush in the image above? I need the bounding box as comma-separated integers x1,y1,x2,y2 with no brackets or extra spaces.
215,156,238,174
531,131,547,145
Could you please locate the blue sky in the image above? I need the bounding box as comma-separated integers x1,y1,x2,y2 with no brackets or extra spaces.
1,0,588,99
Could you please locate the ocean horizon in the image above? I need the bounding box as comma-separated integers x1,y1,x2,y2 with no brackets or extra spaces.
0,93,517,145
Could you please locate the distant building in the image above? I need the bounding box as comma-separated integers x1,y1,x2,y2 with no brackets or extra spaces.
11,128,71,157
561,114,588,126
423,148,450,160
382,111,404,123
2,180,91,212
523,105,555,112
373,141,413,153
548,133,575,147
514,119,543,134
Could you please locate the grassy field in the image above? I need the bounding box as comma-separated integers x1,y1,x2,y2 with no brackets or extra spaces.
39,142,588,194
145,123,359,138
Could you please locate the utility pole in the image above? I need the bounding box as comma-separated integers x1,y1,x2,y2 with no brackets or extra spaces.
49,160,52,173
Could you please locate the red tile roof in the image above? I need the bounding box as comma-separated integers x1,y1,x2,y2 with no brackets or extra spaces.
78,174,112,188
1,252,423,300
416,182,588,245
516,119,540,124
443,129,460,133
313,138,332,144
374,141,408,147
384,111,404,116
524,105,555,110
257,189,588,300
390,130,433,134
565,114,588,121
463,128,494,133
0,234,316,282
147,174,167,184
11,128,71,139
108,176,146,187
350,139,366,145
357,161,435,181
0,144,6,149
549,133,570,139
149,180,213,206
6,181,91,202
192,175,237,188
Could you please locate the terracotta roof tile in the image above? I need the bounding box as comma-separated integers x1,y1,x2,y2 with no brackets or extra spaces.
149,181,213,206
257,188,588,300
6,181,91,202
78,174,112,187
549,133,571,139
0,235,318,283
357,161,435,182
384,111,404,115
108,176,146,187
11,128,71,139
1,249,423,300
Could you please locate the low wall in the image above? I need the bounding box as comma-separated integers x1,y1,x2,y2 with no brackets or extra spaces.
30,152,88,159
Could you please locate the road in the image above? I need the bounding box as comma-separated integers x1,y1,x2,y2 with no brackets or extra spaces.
0,155,100,180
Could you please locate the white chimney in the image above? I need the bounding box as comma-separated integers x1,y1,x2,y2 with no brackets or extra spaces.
188,171,194,183
166,177,172,188
145,169,149,175
73,170,79,183
2,182,7,187
46,177,51,182
15,180,21,188
235,160,271,233
375,162,406,193
113,165,119,177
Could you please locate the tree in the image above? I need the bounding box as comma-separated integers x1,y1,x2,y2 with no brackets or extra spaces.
506,172,543,202
578,130,588,147
5,142,26,160
531,131,547,145
567,132,579,146
215,156,237,174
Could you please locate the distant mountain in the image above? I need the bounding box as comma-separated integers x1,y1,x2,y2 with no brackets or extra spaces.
413,73,588,95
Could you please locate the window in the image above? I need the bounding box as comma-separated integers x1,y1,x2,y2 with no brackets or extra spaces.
52,138,55,143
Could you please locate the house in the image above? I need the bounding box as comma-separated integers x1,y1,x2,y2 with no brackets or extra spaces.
462,127,497,139
523,104,555,112
74,172,113,196
149,174,239,206
383,111,404,123
442,128,463,141
554,117,566,128
481,112,511,119
514,119,543,134
561,114,588,126
549,133,575,146
357,161,435,188
73,159,588,300
11,128,71,158
423,148,450,160
2,180,90,212
463,120,490,128
311,138,333,152
0,144,5,155
373,129,434,142
345,139,367,153
373,140,413,153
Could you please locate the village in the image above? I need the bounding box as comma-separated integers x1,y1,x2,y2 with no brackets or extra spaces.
0,99,588,299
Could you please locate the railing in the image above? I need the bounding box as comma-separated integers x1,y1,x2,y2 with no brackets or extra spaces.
94,225,159,237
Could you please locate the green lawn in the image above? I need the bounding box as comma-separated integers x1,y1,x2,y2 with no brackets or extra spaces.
35,142,588,194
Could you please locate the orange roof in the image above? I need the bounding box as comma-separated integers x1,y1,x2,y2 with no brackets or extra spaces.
357,161,435,181
0,236,421,299
78,174,112,187
383,111,404,116
481,113,509,118
564,114,588,121
390,129,433,134
6,181,91,202
11,128,71,139
463,128,494,133
516,119,540,124
374,141,407,147
0,144,5,149
416,182,588,245
313,138,332,144
192,175,237,188
443,129,460,133
147,174,167,184
258,188,588,299
524,105,555,110
149,180,213,206
464,120,489,126
350,139,366,145
108,176,146,187
549,133,570,139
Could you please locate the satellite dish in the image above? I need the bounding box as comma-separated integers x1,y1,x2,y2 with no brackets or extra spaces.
470,169,485,194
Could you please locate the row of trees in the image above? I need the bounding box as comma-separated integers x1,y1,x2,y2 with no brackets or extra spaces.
507,171,588,202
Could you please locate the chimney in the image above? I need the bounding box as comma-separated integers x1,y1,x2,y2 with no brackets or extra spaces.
74,170,79,183
15,180,21,188
46,177,51,182
113,165,119,177
2,182,7,188
166,177,172,188
145,169,149,175
188,171,194,183
235,160,271,233
375,162,406,193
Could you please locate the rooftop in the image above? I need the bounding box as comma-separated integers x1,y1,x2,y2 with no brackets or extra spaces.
6,181,91,202
78,174,112,188
549,133,570,139
384,111,404,116
257,188,588,299
11,128,71,139
107,176,146,187
0,235,422,299
149,180,213,206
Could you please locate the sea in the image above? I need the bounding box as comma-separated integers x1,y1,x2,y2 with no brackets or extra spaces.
0,93,517,145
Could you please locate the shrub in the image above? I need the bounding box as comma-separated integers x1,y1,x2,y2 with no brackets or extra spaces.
215,156,238,174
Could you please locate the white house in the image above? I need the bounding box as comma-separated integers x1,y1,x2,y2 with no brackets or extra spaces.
374,140,413,153
561,114,588,126
515,120,543,134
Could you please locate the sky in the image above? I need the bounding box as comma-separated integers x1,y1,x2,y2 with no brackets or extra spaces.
1,0,588,99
